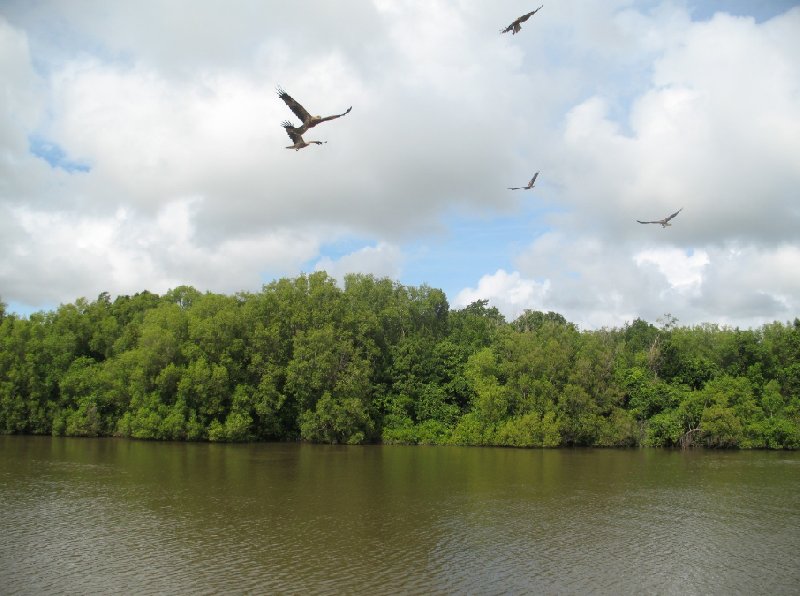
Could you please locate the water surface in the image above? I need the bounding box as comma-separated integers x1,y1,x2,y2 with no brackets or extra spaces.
1,437,798,594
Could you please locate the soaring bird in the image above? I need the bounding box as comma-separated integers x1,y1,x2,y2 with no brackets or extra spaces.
637,208,683,227
508,171,539,190
283,122,326,151
277,86,352,134
501,5,543,35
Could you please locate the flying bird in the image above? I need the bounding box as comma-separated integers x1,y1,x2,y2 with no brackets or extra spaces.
637,208,683,227
501,5,543,35
508,171,539,190
277,86,352,134
283,122,327,151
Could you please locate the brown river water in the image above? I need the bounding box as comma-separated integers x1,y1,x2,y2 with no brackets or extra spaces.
1,436,798,594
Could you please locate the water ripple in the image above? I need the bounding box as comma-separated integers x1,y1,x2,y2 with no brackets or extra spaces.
1,439,798,595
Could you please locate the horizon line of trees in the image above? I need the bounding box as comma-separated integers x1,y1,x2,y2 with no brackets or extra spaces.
1,273,798,448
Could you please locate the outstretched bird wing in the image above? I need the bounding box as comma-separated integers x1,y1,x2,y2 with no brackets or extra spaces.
509,171,539,190
313,106,353,127
277,87,312,123
665,207,683,222
501,5,543,34
282,121,303,143
638,208,683,225
517,5,543,24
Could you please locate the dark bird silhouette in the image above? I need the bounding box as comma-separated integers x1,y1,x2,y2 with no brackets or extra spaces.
637,207,683,227
283,122,326,151
501,5,543,35
508,171,539,190
277,86,352,134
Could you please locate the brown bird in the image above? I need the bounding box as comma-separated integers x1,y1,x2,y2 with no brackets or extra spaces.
283,122,327,151
508,171,539,190
637,207,683,227
501,5,543,35
277,86,352,135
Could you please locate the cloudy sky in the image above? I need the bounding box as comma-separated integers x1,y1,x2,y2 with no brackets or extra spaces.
1,0,798,329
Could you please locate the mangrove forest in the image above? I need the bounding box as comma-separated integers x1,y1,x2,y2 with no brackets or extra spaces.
1,272,798,448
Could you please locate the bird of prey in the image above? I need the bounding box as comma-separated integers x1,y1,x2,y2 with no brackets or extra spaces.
501,5,543,35
508,171,539,190
283,122,327,151
277,86,352,135
637,207,683,227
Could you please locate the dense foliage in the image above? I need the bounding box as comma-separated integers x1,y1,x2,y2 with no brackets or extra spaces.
1,274,798,448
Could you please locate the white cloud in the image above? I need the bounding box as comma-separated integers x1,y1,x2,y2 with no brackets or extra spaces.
3,199,321,306
692,243,800,326
553,7,800,246
458,4,800,328
0,2,798,329
0,17,52,203
505,233,798,328
454,269,550,320
634,247,709,296
314,242,404,283
0,18,41,150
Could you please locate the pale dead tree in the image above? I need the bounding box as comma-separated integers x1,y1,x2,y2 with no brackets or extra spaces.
657,313,679,331
648,313,678,376
647,334,661,376
679,427,703,450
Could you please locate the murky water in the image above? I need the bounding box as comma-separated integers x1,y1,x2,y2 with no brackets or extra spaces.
1,436,798,594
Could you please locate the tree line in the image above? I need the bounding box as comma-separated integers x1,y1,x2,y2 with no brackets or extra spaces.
1,273,798,448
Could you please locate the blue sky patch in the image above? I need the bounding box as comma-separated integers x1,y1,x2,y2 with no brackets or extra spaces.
689,0,797,22
29,135,91,173
5,300,52,319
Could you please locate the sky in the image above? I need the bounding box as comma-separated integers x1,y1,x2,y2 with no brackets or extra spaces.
1,0,799,329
